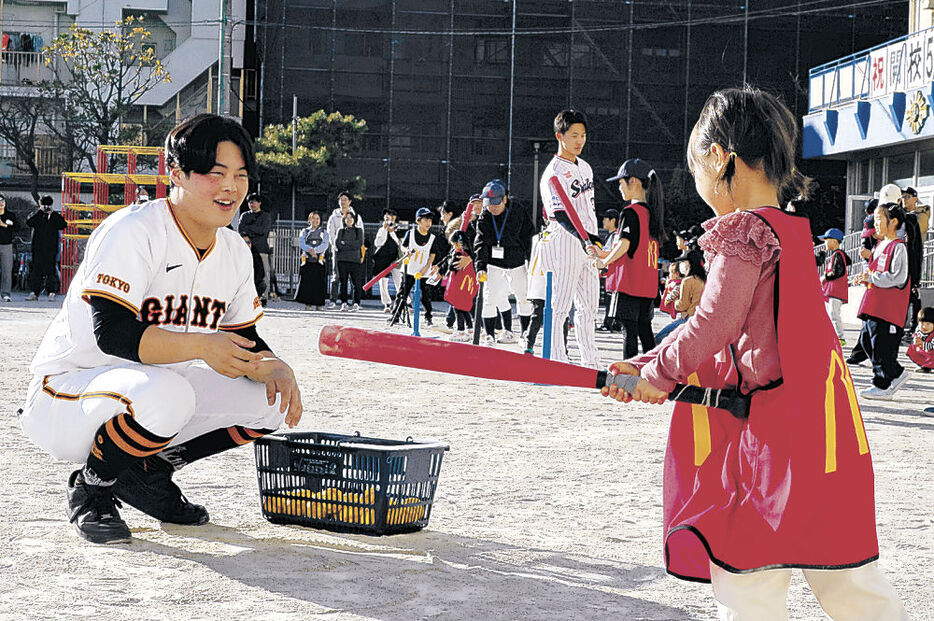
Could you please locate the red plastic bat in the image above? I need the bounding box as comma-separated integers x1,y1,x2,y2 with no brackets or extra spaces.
317,325,749,417
363,252,410,291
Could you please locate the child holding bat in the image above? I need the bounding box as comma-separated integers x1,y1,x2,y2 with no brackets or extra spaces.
602,87,906,618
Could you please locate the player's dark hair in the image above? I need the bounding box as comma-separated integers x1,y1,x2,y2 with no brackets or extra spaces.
343,211,357,226
383,208,397,218
626,167,666,243
688,86,809,202
554,109,588,134
681,248,707,282
877,202,906,229
165,114,256,180
39,195,54,206
247,192,262,203
439,200,463,218
337,191,352,201
918,307,934,324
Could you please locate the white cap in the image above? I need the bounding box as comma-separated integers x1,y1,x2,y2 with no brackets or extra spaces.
877,183,902,206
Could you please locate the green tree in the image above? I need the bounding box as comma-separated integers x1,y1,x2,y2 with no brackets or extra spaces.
0,95,56,202
256,110,368,197
41,16,171,171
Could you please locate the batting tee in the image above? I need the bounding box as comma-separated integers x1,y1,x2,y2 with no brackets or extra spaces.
60,145,170,292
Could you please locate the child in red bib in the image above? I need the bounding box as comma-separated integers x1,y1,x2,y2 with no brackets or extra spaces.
853,202,913,399
818,227,851,345
601,87,906,619
908,307,934,373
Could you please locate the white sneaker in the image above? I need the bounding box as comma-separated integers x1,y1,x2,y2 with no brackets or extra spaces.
48,292,56,301
25,292,38,301
351,303,360,312
482,334,496,347
340,303,349,312
383,304,392,313
449,330,469,342
497,331,517,344
860,386,893,400
1,295,10,302
887,369,911,395
325,301,336,310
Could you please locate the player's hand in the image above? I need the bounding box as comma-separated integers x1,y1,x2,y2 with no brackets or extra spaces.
454,255,472,270
859,248,872,260
585,244,597,258
914,336,923,347
199,332,264,378
247,358,304,427
600,362,668,405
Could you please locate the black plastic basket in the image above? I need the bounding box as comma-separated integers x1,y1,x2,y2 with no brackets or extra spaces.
254,431,449,535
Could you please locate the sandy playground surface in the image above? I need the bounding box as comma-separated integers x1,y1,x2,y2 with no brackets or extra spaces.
0,296,931,620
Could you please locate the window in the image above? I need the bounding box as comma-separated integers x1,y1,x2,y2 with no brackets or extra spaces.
917,150,934,188
857,159,870,194
870,158,883,194
887,152,915,189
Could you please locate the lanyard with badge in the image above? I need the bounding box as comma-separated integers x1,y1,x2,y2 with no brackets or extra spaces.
491,208,508,260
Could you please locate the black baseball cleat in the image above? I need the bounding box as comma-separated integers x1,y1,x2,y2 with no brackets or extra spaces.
67,469,132,545
113,458,209,525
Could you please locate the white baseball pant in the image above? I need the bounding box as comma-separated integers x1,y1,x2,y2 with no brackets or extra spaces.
378,268,403,306
825,297,844,340
482,264,531,318
528,227,600,369
20,362,286,463
709,560,907,621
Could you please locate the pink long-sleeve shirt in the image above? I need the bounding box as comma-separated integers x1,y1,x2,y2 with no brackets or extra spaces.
629,210,783,394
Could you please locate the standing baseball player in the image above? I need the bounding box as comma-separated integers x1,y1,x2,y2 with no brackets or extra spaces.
389,207,443,327
18,114,303,545
474,179,534,345
528,109,601,368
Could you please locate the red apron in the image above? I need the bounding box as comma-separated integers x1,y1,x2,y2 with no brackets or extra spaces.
821,249,848,302
908,331,934,368
659,278,681,319
663,207,878,583
616,203,658,298
857,239,911,326
443,255,478,311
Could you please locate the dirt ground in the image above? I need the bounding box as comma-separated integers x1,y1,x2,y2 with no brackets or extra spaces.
0,297,930,620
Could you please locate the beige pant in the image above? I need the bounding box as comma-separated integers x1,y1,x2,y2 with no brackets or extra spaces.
826,297,845,340
710,561,908,620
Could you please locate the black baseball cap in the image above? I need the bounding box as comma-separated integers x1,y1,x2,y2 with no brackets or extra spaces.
606,158,654,183
903,186,918,197
602,209,620,222
482,180,506,206
415,207,433,220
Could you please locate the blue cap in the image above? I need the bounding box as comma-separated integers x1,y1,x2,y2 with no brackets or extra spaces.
415,207,433,220
818,228,844,242
481,179,506,206
606,158,654,183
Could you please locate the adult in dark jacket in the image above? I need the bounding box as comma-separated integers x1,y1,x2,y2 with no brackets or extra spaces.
335,211,365,310
0,193,19,301
26,196,66,300
473,179,534,345
237,193,273,303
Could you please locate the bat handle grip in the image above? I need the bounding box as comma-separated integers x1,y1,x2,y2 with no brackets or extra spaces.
596,371,750,419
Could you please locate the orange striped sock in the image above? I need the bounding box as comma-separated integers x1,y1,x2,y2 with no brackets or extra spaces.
85,413,175,482
157,426,275,470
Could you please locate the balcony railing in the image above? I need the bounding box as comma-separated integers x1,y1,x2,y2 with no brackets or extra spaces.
808,26,934,113
0,51,54,86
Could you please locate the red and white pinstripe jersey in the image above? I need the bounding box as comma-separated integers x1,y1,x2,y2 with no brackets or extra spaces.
30,199,263,376
539,154,598,237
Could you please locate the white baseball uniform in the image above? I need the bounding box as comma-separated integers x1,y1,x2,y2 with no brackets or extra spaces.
529,154,601,368
20,199,285,463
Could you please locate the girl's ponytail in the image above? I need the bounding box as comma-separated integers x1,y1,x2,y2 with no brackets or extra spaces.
645,170,666,242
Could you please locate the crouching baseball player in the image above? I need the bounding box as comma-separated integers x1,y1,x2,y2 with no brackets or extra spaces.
19,114,303,544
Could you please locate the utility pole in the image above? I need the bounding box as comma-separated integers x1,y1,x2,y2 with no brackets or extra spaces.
217,0,229,115
291,94,297,227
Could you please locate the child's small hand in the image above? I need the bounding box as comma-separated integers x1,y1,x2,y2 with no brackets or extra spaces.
859,248,872,260
914,336,923,347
